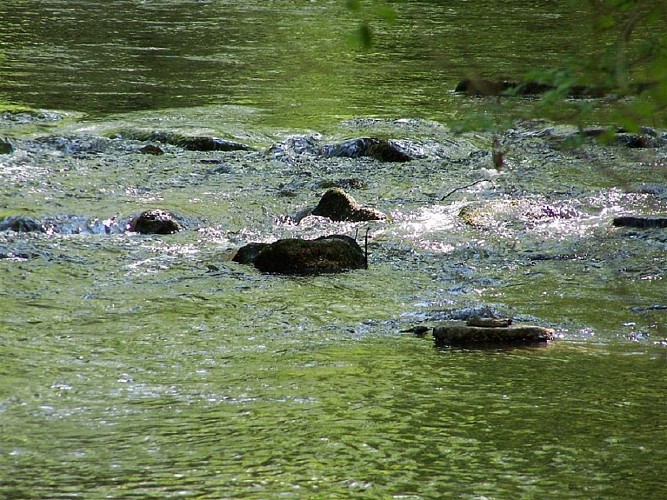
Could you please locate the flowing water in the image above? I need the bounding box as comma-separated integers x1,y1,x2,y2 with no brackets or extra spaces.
1,1,666,498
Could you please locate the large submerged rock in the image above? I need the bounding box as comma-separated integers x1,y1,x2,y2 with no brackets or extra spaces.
433,319,555,347
455,78,607,98
311,188,387,222
233,234,366,275
0,138,15,154
613,216,667,229
0,215,45,233
118,129,251,152
324,137,413,162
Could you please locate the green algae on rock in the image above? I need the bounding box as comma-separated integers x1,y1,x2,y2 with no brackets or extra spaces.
433,321,556,347
311,188,386,222
128,209,185,235
234,235,366,275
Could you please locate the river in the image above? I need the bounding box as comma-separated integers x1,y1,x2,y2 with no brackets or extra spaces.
1,1,666,498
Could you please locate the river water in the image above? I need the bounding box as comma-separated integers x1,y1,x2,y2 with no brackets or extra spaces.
1,1,666,498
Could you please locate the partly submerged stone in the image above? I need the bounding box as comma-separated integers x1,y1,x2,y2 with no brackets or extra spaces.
454,78,606,98
613,216,667,229
311,188,386,222
119,129,251,152
128,209,184,234
139,144,164,155
0,215,45,233
324,137,413,162
433,320,555,347
0,138,15,155
232,242,269,265
234,234,366,275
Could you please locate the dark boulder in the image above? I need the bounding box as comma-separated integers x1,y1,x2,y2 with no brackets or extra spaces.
433,320,555,347
119,129,251,152
139,144,164,155
612,133,664,148
128,209,184,234
235,235,366,275
324,137,412,162
0,138,15,155
454,78,606,98
455,78,542,96
232,242,269,265
0,216,45,233
175,135,251,152
311,188,386,222
613,216,667,229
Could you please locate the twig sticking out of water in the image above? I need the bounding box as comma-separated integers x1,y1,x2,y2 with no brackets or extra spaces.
440,179,489,201
492,135,504,171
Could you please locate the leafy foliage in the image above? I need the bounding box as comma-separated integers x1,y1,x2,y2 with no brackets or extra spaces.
345,0,667,129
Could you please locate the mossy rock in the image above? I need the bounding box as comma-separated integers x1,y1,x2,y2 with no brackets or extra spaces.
232,242,269,265
128,209,184,234
433,321,555,347
613,216,667,229
0,138,15,155
234,235,366,275
311,188,386,222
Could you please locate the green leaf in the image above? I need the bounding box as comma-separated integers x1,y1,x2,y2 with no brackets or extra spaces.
348,22,373,49
374,6,397,23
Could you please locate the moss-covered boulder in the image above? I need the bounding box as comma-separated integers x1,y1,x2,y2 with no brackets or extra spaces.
232,242,269,265
128,209,184,234
433,320,555,347
233,235,366,275
311,188,386,222
0,138,15,155
613,216,667,229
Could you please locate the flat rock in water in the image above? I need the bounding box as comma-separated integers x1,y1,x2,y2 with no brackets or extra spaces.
433,321,555,347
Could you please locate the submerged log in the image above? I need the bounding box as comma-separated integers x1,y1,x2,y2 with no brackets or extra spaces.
433,321,555,347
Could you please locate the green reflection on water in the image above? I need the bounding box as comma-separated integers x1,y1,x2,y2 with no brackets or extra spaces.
0,0,643,129
2,325,666,498
2,1,667,498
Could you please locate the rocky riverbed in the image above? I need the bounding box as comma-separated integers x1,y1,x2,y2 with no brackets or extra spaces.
1,111,666,343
